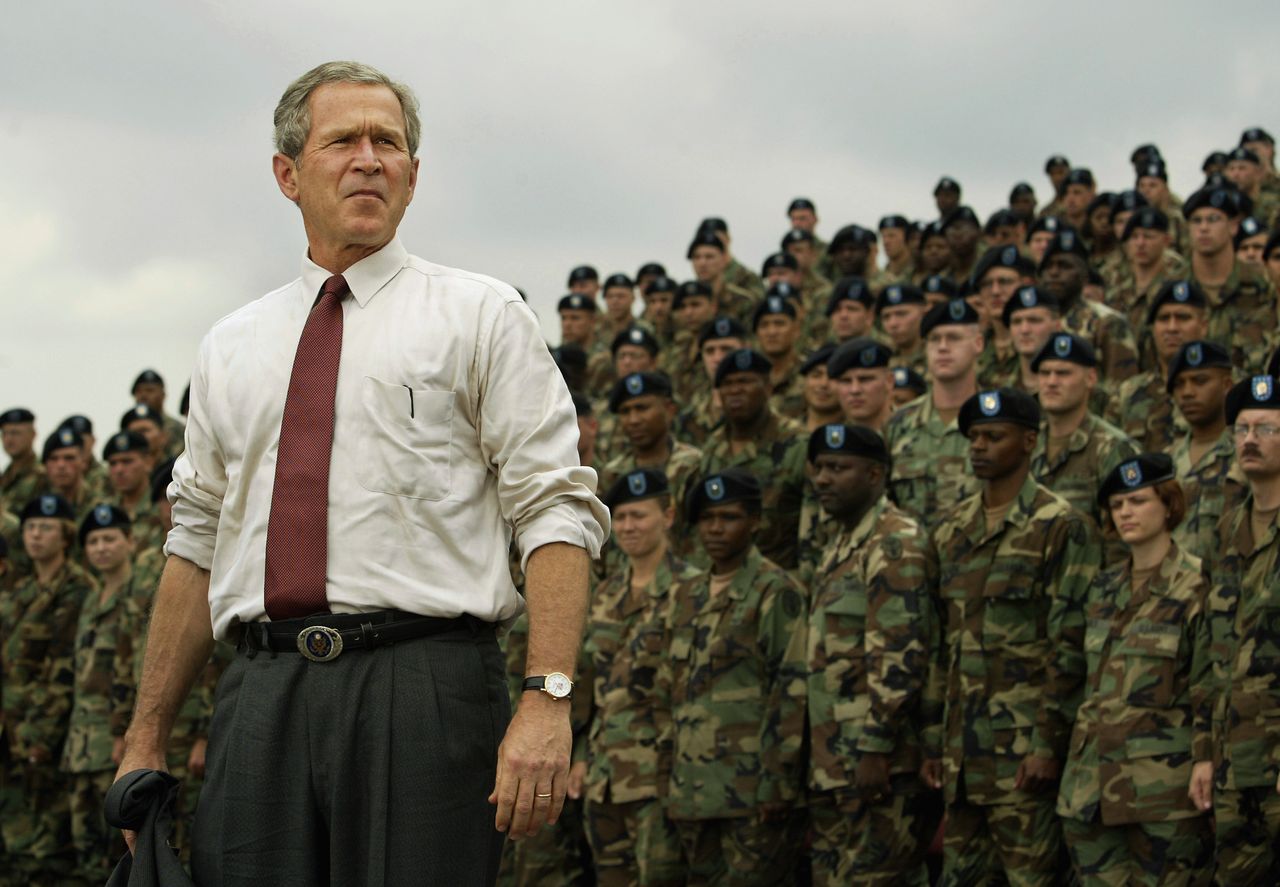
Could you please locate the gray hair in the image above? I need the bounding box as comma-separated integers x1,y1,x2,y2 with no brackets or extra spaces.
273,61,421,161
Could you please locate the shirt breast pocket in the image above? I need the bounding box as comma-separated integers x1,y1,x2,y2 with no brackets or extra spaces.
355,376,454,501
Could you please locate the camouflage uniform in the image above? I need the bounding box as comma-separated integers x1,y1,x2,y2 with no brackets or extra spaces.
715,282,758,330
977,339,1021,391
724,258,764,297
1057,544,1214,886
105,493,166,559
926,473,1100,887
0,559,94,882
1170,429,1247,562
82,460,110,506
1105,370,1187,455
673,388,721,451
660,547,808,884
1060,298,1140,391
883,394,980,532
1191,260,1277,371
1198,496,1280,885
582,554,699,887
1105,251,1188,373
888,342,928,378
767,369,806,424
0,456,45,516
163,413,187,462
806,496,938,886
697,412,807,569
1030,413,1138,531
797,275,833,348
659,330,704,406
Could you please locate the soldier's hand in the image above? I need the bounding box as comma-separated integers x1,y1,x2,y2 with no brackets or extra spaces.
1189,761,1215,810
920,757,944,791
854,752,891,801
566,760,588,800
187,738,208,779
113,740,169,855
489,693,571,840
1014,754,1059,793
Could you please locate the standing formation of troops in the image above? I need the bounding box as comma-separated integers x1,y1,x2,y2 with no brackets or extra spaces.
5,127,1280,885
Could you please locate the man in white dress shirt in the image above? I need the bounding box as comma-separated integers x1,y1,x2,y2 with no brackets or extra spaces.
112,61,608,886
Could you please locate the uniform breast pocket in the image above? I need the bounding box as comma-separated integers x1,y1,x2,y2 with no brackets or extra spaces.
355,376,454,501
982,582,1044,648
1118,625,1182,709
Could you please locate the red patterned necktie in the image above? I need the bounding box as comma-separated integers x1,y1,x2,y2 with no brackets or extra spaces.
263,274,348,620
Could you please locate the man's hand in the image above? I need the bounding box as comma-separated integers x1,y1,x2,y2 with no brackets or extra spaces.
1190,760,1214,810
566,760,588,800
187,738,209,779
1014,754,1060,793
854,752,891,801
113,739,169,855
488,695,571,840
920,757,944,791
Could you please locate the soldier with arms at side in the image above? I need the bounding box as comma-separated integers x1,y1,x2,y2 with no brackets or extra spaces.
0,408,46,516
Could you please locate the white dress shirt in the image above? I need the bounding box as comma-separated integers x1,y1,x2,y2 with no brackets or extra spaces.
166,238,608,640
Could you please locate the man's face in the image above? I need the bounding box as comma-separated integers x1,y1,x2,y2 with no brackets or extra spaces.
1267,250,1280,292
1037,361,1095,414
675,296,715,331
127,420,166,459
559,309,595,346
108,451,154,497
690,246,727,282
1244,139,1276,169
1235,408,1280,480
1226,160,1262,193
945,221,979,257
803,366,839,413
935,191,960,215
700,337,745,380
1008,308,1060,358
755,315,798,358
920,237,951,272
643,291,673,323
977,268,1023,327
1172,368,1232,428
926,326,983,383
764,266,802,289
1063,183,1095,216
718,372,769,423
812,453,879,519
1,422,35,459
968,422,1034,481
602,286,634,322
612,498,672,559
1136,176,1168,207
1188,208,1237,258
85,527,134,575
1238,234,1268,268
613,345,653,377
1151,305,1208,363
22,517,67,564
880,228,907,260
1027,231,1055,264
697,501,758,566
1038,253,1086,302
568,279,598,298
44,446,84,492
1047,165,1069,190
785,242,817,272
1125,228,1169,268
272,83,418,258
133,382,165,413
1011,194,1036,219
789,208,817,232
879,305,926,349
830,301,871,340
836,368,892,423
618,395,672,451
988,224,1023,248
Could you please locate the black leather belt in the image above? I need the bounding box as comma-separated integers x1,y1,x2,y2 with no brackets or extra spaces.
237,609,491,662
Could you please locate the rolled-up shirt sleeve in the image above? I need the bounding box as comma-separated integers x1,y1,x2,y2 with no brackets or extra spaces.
477,298,609,571
164,333,228,570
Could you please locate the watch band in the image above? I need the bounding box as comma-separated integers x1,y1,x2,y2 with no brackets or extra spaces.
522,674,573,699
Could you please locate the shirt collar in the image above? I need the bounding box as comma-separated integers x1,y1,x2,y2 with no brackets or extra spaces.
300,238,409,309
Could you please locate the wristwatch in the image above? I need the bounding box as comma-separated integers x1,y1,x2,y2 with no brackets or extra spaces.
523,672,574,700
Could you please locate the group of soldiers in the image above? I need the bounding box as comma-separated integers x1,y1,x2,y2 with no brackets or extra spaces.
4,125,1280,885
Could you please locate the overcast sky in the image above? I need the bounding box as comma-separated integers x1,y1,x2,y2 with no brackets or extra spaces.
3,0,1278,447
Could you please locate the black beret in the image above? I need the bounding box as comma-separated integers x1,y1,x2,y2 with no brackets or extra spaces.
958,388,1042,436
686,229,725,258
1146,280,1208,324
934,176,961,195
673,281,713,310
697,217,728,235
636,262,666,280
1241,127,1275,146
1027,216,1067,240
876,283,927,314
941,206,980,231
1183,187,1243,219
893,366,928,395
1086,193,1116,219
827,338,892,378
103,430,151,460
697,316,748,347
714,349,772,387
761,251,798,276
132,369,164,390
919,221,948,245
826,277,874,315
1235,216,1268,248
602,273,634,291
1130,143,1162,165
550,343,588,371
1122,207,1169,241
781,228,817,249
122,404,164,430
878,215,911,231
20,494,76,525
1001,285,1060,327
60,414,93,435
799,344,838,375
1136,162,1167,182
602,468,670,510
643,275,678,296
807,423,890,465
1044,154,1070,172
1097,452,1176,506
829,224,876,251
1227,374,1280,424
1064,168,1095,188
920,299,981,338
765,281,801,303
1166,341,1233,392
686,468,762,523
1031,333,1098,371
1228,147,1262,166
787,197,816,214
43,426,83,461
752,293,798,329
1203,151,1229,173
79,503,132,546
0,407,35,426
150,457,175,505
557,293,598,313
610,326,659,356
985,208,1020,234
1113,191,1149,215
973,245,1035,284
1009,182,1035,200
1037,228,1090,270
921,275,957,299
567,265,598,285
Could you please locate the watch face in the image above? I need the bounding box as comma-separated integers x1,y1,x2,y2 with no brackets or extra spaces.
545,672,573,698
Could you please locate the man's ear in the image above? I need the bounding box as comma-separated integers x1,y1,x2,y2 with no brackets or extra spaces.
273,153,301,205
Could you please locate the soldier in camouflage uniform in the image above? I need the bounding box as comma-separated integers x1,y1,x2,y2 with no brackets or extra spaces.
41,426,95,525
58,415,109,507
1030,333,1139,531
1107,209,1186,357
597,273,640,345
942,206,984,284
641,276,679,352
594,326,661,465
799,344,843,432
1,494,95,883
1192,375,1280,884
1167,341,1247,561
671,316,747,449
922,388,1100,887
883,299,985,531
823,276,877,347
875,284,930,377
1134,163,1191,257
1000,285,1063,400
659,469,808,884
878,216,916,283
828,224,893,292
0,408,46,517
698,217,765,297
752,290,806,423
580,470,696,886
131,369,187,462
687,229,756,329
805,425,938,886
973,246,1038,391
1226,148,1280,229
661,285,720,405
557,293,611,401
63,505,141,882
1057,455,1213,886
762,255,829,350
101,430,165,557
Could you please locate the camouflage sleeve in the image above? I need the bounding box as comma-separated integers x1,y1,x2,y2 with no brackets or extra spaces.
1031,513,1098,760
570,643,594,764
920,528,948,758
771,439,809,570
189,644,234,738
755,573,809,807
15,582,86,755
856,527,936,754
1101,313,1139,385
1189,567,1218,763
109,595,145,737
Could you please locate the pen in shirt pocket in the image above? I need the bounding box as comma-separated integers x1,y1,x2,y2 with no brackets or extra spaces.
404,385,414,418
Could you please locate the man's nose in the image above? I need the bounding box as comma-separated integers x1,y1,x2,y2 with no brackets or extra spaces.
352,136,381,171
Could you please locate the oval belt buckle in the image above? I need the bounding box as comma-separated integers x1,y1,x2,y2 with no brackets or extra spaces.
297,625,344,662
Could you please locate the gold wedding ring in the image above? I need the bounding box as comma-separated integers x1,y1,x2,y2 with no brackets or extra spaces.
535,792,553,799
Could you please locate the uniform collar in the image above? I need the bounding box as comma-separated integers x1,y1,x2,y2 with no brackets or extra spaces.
300,237,409,309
